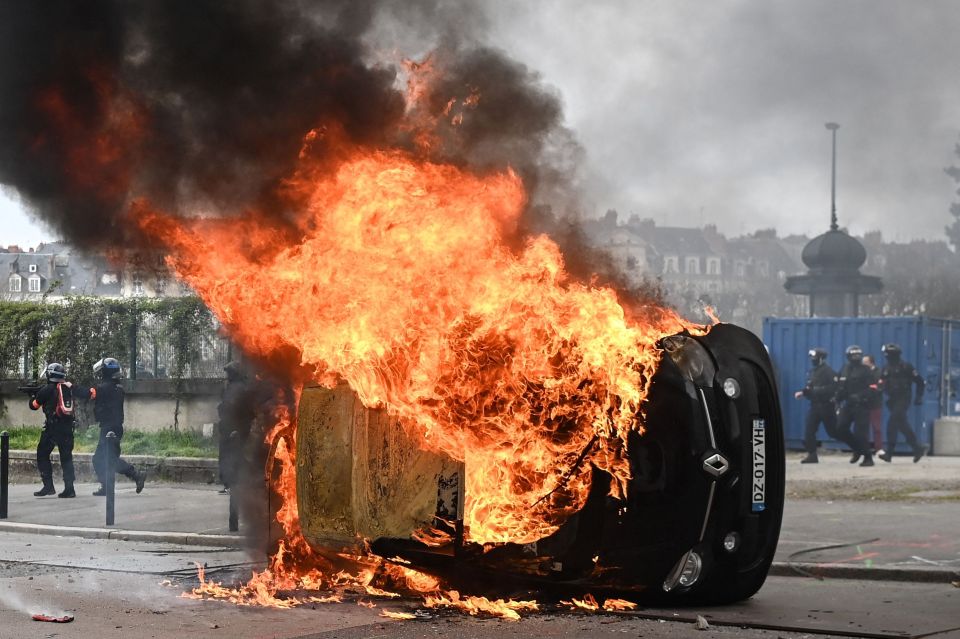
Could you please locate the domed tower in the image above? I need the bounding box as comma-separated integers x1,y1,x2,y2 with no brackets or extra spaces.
784,123,882,317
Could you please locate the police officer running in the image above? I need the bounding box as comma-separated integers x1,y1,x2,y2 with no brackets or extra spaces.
836,345,878,467
29,363,78,498
878,343,927,463
81,358,146,495
794,348,840,464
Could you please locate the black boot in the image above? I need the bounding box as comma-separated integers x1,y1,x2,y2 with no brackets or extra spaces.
913,445,928,463
859,454,875,467
849,452,861,464
135,469,147,494
58,483,76,498
879,452,893,462
800,455,818,464
92,485,106,497
34,479,56,497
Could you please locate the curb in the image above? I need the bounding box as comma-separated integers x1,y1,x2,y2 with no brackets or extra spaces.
768,561,959,584
0,519,955,584
6,450,218,484
0,521,246,549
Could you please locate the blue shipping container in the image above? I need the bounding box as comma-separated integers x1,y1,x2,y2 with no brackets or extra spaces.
762,316,960,453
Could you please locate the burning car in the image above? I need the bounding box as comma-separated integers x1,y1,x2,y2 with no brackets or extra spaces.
297,322,783,604
7,1,784,613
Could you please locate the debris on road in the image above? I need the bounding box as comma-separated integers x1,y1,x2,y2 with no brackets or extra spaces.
31,613,74,623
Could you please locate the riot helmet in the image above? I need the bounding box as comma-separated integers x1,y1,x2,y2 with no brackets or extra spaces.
881,343,902,363
45,362,66,382
223,361,245,382
93,357,123,380
845,345,863,364
808,348,828,366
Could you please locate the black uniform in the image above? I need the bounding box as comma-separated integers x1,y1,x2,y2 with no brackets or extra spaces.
880,360,925,455
30,381,76,489
82,381,139,485
217,375,255,489
836,361,878,460
800,362,840,458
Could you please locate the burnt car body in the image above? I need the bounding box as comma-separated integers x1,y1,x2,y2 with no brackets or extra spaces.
300,323,784,604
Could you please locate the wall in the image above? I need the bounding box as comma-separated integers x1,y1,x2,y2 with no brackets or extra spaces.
0,379,223,432
763,316,960,451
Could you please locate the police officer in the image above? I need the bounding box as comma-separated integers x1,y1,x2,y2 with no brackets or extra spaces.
83,358,146,495
836,345,878,467
794,348,840,464
217,361,255,494
29,363,77,498
878,343,926,463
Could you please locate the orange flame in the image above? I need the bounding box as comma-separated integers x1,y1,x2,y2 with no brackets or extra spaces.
134,58,700,617
381,610,417,620
138,144,693,544
423,590,539,621
562,593,600,611
704,305,721,324
602,598,638,611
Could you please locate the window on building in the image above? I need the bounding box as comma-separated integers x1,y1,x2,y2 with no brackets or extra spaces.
28,264,37,273
663,256,679,274
8,275,21,293
707,258,721,275
132,272,144,296
757,260,769,277
734,261,746,278
685,257,700,275
28,275,41,292
626,256,638,270
155,277,168,295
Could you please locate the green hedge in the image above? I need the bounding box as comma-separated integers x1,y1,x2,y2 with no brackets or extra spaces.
0,297,214,386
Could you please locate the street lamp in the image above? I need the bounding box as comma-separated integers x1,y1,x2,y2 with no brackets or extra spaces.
825,122,840,231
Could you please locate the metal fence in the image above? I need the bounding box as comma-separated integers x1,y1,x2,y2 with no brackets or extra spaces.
0,301,233,381
133,313,233,380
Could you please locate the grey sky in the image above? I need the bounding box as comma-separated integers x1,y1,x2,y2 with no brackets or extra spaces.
1,188,56,247
485,0,960,240
4,0,960,247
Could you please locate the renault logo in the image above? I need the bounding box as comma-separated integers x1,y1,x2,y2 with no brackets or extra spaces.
703,453,729,477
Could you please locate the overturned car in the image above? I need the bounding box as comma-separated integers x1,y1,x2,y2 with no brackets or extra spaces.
296,323,784,604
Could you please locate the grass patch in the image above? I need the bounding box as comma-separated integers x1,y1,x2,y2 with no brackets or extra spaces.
2,425,218,458
3,427,42,452
788,479,960,502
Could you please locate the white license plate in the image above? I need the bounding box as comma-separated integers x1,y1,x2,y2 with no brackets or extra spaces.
751,418,766,512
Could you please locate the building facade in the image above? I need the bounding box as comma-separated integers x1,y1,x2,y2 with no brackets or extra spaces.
2,242,189,300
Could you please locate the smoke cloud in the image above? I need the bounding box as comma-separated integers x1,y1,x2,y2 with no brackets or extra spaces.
485,0,960,241
0,3,583,248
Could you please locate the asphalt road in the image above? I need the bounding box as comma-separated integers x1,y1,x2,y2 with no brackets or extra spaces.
0,531,958,639
777,499,960,573
4,481,958,575
1,455,959,638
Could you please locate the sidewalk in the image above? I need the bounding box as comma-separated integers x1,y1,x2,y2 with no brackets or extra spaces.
784,450,960,500
0,482,245,547
786,449,960,481
1,458,958,582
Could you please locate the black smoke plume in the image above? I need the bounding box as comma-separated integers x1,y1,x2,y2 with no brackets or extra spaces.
0,0,657,300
